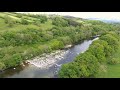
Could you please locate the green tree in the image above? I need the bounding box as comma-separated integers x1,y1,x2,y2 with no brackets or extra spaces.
57,36,72,45
21,18,29,25
88,42,106,63
0,62,6,70
16,14,22,18
59,52,100,78
92,40,113,57
58,62,79,78
49,39,64,50
100,34,119,52
52,17,68,27
4,15,15,27
75,52,100,77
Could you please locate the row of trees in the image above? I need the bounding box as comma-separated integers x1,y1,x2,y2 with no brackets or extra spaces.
0,39,65,69
0,24,100,47
58,32,120,78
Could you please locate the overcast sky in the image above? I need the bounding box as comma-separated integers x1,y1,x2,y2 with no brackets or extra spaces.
19,12,120,20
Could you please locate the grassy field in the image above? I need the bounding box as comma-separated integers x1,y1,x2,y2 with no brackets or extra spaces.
0,12,53,32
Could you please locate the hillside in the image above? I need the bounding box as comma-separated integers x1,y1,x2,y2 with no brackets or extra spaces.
0,12,118,73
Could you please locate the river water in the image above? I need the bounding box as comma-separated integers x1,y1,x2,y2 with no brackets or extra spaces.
0,37,98,78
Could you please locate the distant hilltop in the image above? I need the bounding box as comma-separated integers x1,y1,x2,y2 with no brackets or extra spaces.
87,18,120,23
63,15,83,19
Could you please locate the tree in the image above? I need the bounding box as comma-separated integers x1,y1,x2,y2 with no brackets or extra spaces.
12,53,22,64
34,20,41,26
0,62,6,70
59,52,100,78
88,42,106,63
57,36,72,45
100,34,119,52
21,18,29,25
75,52,100,77
2,53,22,68
52,17,68,27
108,58,119,65
66,18,82,27
16,14,22,18
42,31,53,41
39,15,47,23
4,15,15,27
92,40,113,57
4,15,10,24
49,39,64,50
58,62,79,78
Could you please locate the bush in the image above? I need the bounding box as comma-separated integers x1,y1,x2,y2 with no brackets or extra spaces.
66,18,82,27
4,15,16,27
108,58,120,65
2,53,22,68
92,40,113,57
21,18,29,25
49,39,64,50
33,20,41,26
88,43,106,63
100,34,119,51
57,36,72,45
16,14,22,18
42,31,53,41
0,62,6,70
74,52,100,77
12,53,22,64
52,17,68,27
58,62,79,78
39,15,47,23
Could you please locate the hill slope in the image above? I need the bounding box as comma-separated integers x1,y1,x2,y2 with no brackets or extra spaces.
0,12,116,71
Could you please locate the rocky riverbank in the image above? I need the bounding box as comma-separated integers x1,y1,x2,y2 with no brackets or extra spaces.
26,50,69,69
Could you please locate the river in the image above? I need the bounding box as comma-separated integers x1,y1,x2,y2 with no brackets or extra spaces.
0,37,98,78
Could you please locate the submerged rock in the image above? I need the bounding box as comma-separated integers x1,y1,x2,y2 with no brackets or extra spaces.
64,45,72,48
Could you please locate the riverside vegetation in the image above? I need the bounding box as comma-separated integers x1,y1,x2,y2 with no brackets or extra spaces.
58,31,120,78
0,12,120,78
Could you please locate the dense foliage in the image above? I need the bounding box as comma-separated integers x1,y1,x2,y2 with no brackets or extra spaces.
59,32,120,78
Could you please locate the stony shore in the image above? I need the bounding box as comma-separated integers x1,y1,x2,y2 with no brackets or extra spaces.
26,50,69,69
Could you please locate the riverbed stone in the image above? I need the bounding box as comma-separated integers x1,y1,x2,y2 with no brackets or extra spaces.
26,50,68,69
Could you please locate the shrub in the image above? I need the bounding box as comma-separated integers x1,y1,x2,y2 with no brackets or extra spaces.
58,62,79,78
0,62,6,70
49,39,64,50
2,53,22,68
52,17,68,27
108,58,120,65
74,52,100,77
57,36,72,45
4,15,16,27
21,18,29,25
88,43,106,63
100,34,119,52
